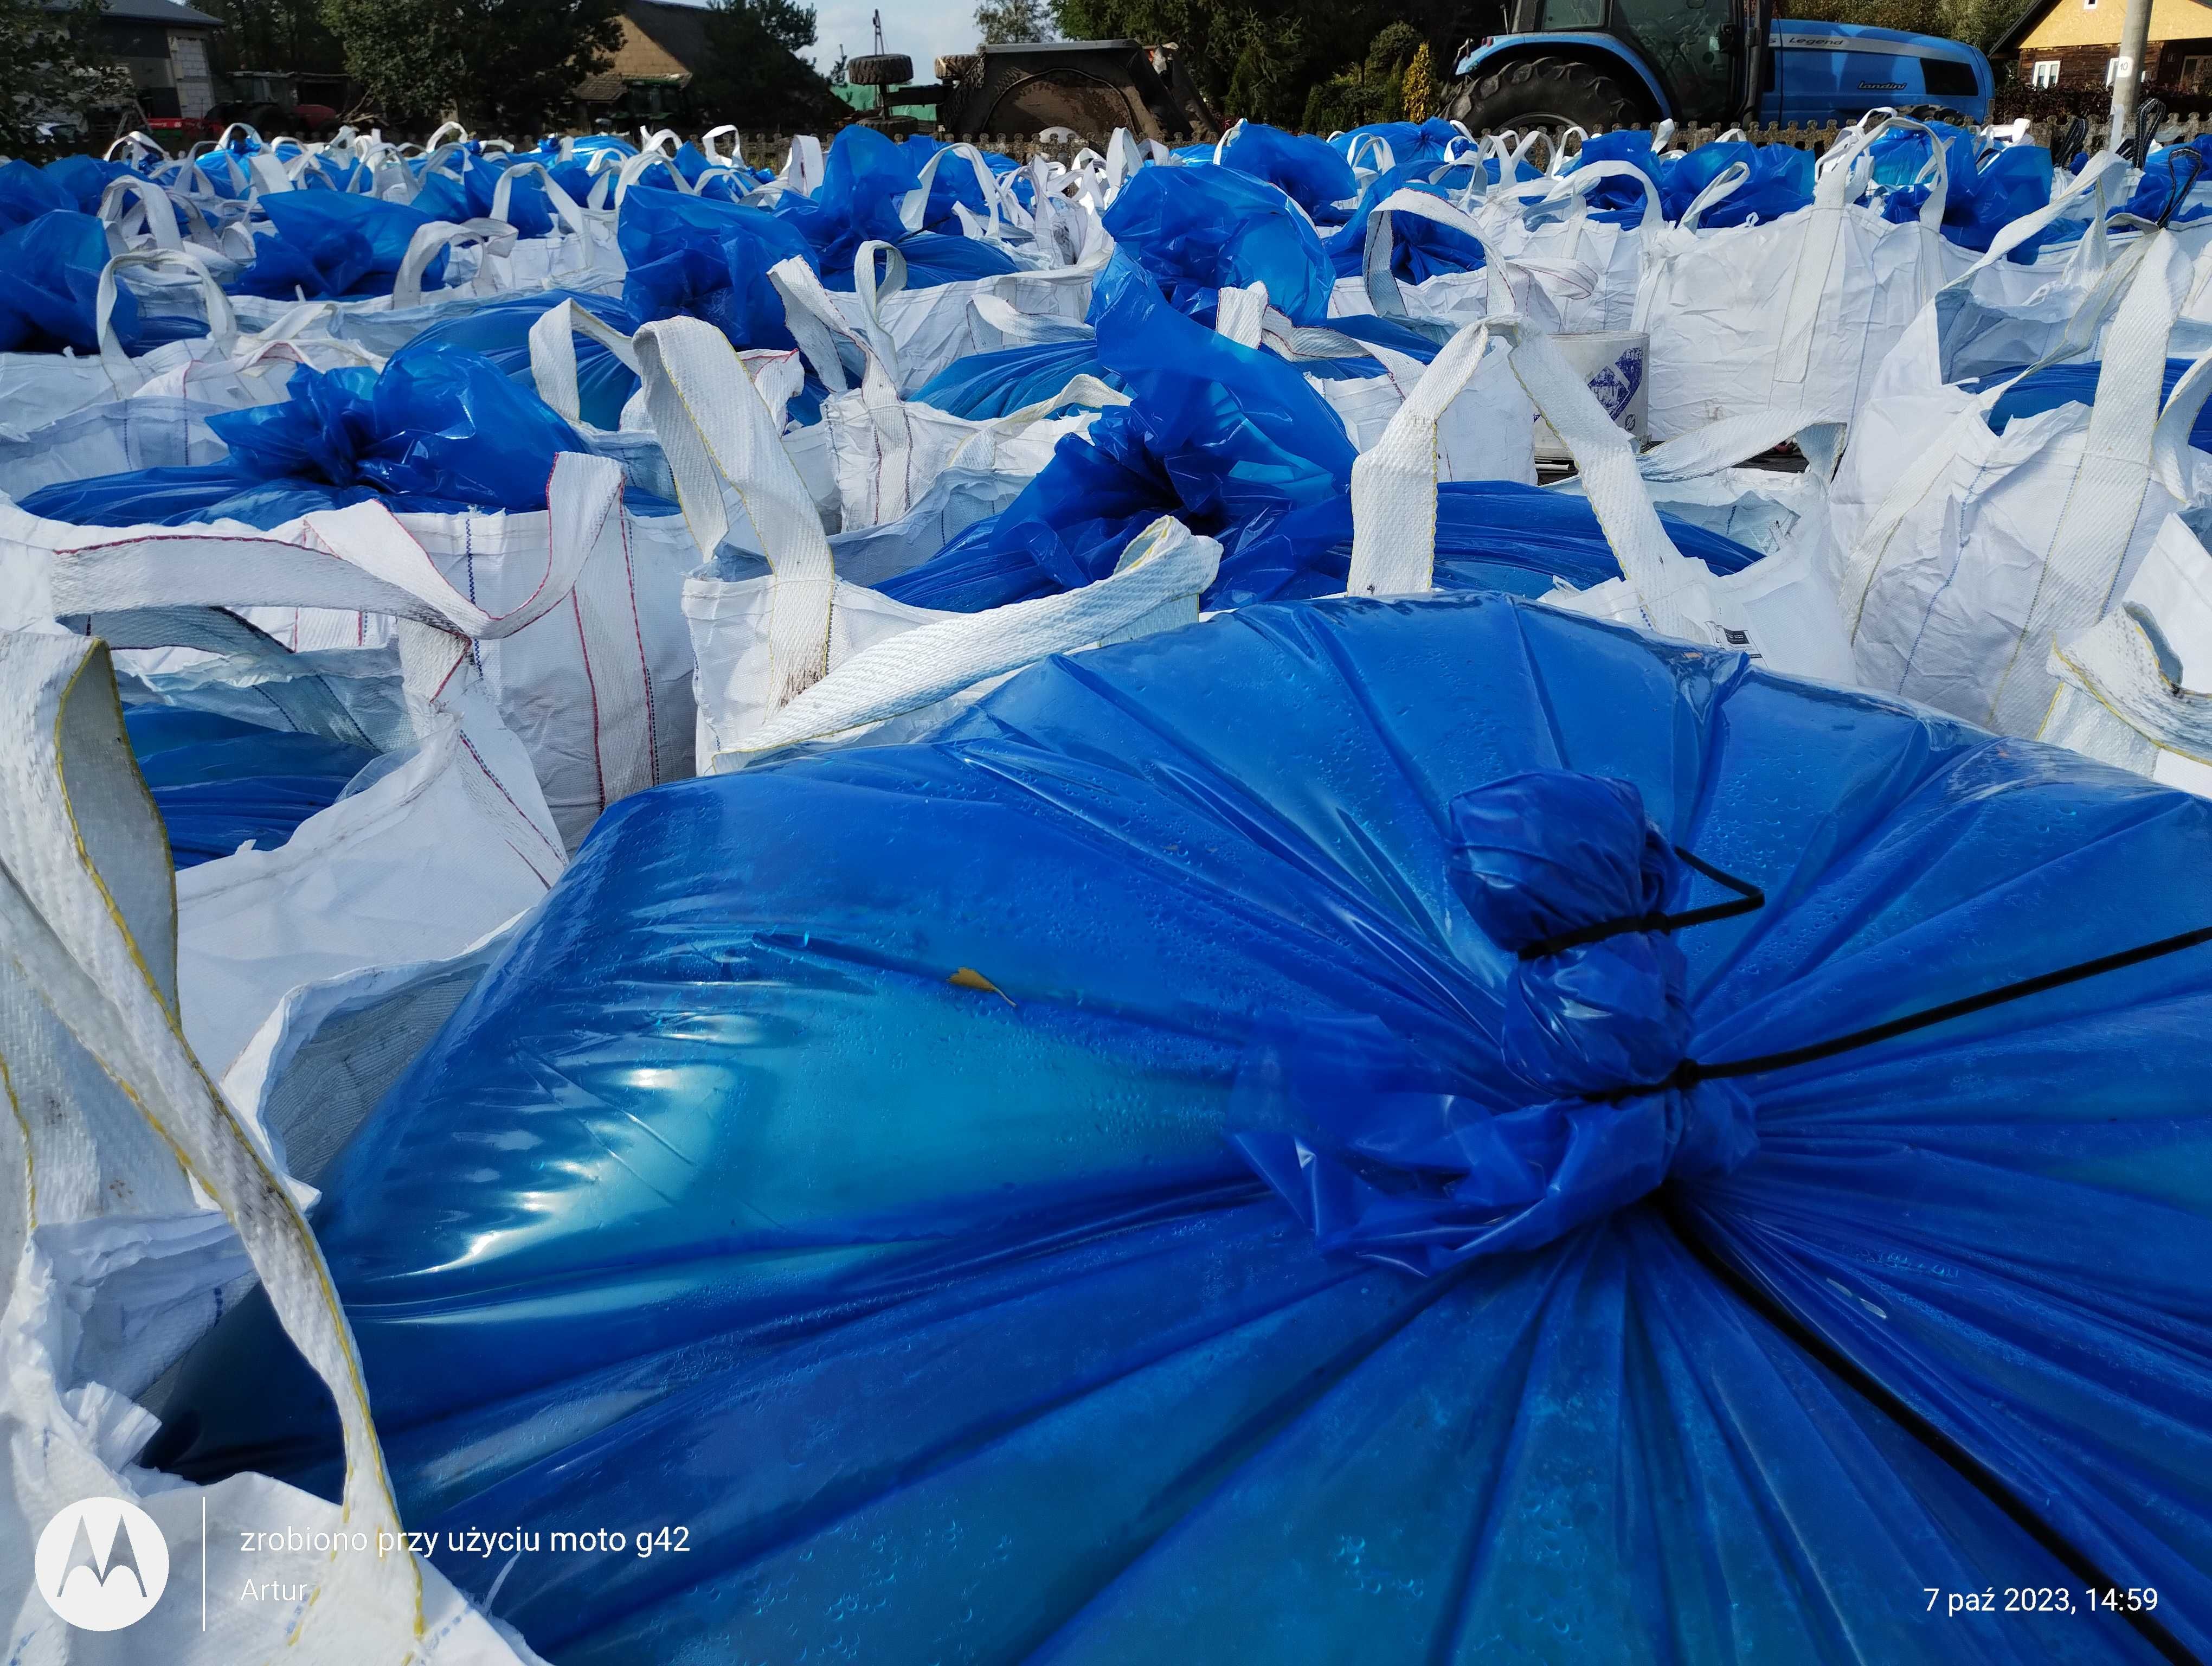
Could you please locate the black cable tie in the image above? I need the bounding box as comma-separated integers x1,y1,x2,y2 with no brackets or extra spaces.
1517,845,1765,960
1586,921,2212,1103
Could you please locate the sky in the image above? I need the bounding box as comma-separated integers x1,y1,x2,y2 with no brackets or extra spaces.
808,0,986,75
655,0,987,78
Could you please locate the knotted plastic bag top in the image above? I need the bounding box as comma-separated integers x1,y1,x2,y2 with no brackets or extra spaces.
1235,770,1758,1277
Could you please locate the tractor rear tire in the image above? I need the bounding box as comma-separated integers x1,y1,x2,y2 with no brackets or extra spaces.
1445,55,1648,140
846,53,914,88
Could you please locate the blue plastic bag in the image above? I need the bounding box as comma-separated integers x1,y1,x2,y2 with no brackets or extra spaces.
1332,118,1465,171
397,289,644,431
42,153,136,213
229,193,448,301
126,706,376,868
0,210,184,355
1872,125,2053,252
21,349,614,527
148,592,2212,1663
618,185,814,350
774,125,1021,290
1103,162,1333,325
1658,142,1814,227
411,153,555,239
1972,357,2212,450
1324,167,1488,281
911,337,1124,419
886,259,1747,611
0,159,74,232
1217,122,1359,221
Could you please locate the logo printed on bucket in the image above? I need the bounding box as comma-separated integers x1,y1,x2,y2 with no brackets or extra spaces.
34,1498,169,1631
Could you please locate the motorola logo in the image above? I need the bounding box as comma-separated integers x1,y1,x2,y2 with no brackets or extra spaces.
34,1498,169,1631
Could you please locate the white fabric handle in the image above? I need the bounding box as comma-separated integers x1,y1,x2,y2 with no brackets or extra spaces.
635,316,839,711
2052,598,2212,760
0,632,422,1656
1363,187,1527,328
700,124,740,166
97,175,183,252
614,150,690,204
1346,320,1501,597
899,142,1004,240
1215,280,1269,348
1344,311,1692,617
768,252,917,507
95,247,236,386
423,119,468,152
852,239,911,379
735,516,1221,757
489,159,589,237
389,216,515,310
781,134,825,196
527,298,641,425
1635,406,1841,482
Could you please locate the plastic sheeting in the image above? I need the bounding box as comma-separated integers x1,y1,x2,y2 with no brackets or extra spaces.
911,337,1125,419
773,125,1021,290
20,349,617,526
151,592,2212,1664
125,706,376,869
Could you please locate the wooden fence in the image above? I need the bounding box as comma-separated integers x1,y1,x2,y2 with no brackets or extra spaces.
723,113,2210,170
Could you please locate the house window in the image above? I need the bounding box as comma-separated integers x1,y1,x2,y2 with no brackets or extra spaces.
2033,59,2061,86
2184,54,2212,91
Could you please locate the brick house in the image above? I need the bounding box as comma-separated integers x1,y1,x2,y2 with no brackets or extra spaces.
2000,0,2212,93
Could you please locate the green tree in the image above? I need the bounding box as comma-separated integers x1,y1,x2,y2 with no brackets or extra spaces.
1818,0,2015,52
321,0,625,132
203,0,344,77
1052,0,1459,130
0,0,126,150
1401,40,1435,123
692,0,841,129
977,0,1052,43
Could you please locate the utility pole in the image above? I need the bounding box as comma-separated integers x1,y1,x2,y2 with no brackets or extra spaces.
2109,0,2153,149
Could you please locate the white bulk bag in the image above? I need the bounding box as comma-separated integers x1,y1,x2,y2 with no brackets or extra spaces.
0,629,533,1666
0,248,246,430
1213,278,1536,486
633,317,1217,769
1469,160,1662,335
1833,229,2212,735
2040,510,2212,794
768,255,1119,531
11,450,693,850
1346,316,1857,684
817,224,1104,395
1635,117,1953,439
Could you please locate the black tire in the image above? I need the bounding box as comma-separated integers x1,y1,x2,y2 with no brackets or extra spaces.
846,53,914,87
1445,55,1648,139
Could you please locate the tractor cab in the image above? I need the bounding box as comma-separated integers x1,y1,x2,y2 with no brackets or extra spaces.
1448,0,1991,136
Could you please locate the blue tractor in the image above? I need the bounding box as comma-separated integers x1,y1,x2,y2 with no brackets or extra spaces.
1445,2,1992,136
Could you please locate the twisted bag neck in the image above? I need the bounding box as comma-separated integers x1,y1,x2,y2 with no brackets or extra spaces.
1234,770,1759,1277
